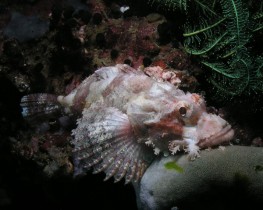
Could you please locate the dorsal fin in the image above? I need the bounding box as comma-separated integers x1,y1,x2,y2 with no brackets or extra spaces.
93,66,120,80
116,64,142,74
94,64,141,80
72,104,153,183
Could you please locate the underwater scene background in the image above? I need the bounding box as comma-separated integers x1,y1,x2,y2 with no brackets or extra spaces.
0,0,262,209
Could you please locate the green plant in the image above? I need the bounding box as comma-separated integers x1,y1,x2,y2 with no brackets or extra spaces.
146,0,263,101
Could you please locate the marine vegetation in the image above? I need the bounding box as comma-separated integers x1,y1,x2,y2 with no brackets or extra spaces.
145,0,263,102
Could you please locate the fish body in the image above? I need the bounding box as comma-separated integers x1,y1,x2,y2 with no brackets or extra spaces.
21,64,234,183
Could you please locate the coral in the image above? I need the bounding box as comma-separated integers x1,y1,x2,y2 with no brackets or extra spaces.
13,130,73,177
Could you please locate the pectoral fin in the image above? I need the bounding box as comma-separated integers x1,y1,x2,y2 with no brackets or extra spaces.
72,105,153,183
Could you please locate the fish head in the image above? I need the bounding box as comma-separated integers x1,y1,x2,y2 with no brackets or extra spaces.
144,91,234,156
145,92,206,138
175,92,234,148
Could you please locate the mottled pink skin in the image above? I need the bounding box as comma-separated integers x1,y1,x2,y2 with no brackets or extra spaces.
64,65,234,153
142,66,234,157
57,65,234,182
72,85,90,113
144,66,181,86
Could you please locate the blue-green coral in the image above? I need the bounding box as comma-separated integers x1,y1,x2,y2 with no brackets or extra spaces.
146,0,263,100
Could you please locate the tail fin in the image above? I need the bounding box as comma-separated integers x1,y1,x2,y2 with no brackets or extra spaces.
20,93,63,122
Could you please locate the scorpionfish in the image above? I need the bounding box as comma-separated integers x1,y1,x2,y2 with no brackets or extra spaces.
21,64,234,183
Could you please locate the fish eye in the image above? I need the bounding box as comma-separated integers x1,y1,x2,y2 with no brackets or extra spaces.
175,101,193,118
179,107,187,117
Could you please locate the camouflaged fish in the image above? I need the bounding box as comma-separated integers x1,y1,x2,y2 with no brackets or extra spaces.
21,64,234,183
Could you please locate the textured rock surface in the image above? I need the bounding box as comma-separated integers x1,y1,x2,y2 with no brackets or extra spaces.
3,12,49,42
136,146,263,210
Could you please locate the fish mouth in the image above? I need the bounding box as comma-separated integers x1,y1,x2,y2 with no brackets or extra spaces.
197,123,234,148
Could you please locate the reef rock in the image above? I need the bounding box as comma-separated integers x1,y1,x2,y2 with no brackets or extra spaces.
135,146,263,210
